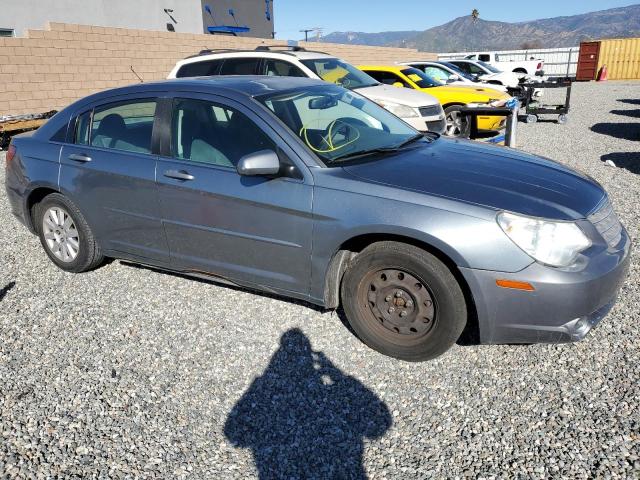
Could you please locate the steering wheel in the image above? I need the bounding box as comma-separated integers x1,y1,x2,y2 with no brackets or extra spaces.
336,76,352,88
323,119,358,150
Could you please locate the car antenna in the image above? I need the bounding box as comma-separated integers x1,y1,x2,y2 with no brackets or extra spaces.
130,65,144,83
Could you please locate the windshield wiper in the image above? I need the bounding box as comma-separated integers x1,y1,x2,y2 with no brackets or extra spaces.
327,134,430,164
393,133,426,148
327,147,401,164
351,83,379,90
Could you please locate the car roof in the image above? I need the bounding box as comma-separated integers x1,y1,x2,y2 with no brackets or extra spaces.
359,65,409,73
71,76,330,106
178,49,337,66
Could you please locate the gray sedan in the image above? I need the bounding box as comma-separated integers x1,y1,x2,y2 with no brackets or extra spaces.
4,76,631,361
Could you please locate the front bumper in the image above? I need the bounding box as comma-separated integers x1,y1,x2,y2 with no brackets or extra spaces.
405,115,446,134
460,227,631,344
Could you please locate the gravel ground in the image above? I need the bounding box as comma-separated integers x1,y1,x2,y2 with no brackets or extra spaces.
1,81,639,479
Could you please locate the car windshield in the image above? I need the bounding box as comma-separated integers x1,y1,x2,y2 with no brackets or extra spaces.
439,62,476,81
301,58,379,90
257,84,426,165
478,61,501,74
402,67,444,88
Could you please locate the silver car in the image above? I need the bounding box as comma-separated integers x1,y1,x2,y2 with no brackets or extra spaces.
5,76,631,361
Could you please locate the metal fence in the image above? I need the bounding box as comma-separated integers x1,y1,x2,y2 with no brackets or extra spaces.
438,47,579,78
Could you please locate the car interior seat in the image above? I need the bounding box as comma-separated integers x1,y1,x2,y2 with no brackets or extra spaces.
92,114,127,149
178,102,232,167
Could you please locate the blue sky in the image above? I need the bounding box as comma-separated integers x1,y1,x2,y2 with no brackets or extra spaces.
274,0,638,38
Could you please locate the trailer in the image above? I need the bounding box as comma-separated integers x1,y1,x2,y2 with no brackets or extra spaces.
0,111,57,149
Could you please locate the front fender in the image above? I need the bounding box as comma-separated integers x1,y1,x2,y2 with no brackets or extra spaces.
309,181,534,305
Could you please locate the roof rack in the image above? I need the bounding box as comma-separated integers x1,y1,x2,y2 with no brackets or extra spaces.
186,48,244,59
184,45,331,60
254,45,307,52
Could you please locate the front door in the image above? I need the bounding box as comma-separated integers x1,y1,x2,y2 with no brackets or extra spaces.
156,95,313,296
59,96,169,263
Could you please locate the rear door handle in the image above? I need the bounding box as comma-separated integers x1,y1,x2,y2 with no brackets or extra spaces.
68,153,92,163
164,169,194,181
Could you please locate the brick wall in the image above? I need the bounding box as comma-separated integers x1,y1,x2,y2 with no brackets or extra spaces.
0,23,435,116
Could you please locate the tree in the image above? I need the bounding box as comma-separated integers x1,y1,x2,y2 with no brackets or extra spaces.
471,9,480,22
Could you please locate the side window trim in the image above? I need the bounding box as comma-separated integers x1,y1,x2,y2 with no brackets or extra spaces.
72,109,94,145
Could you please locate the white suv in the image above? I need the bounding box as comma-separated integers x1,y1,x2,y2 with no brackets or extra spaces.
168,46,446,134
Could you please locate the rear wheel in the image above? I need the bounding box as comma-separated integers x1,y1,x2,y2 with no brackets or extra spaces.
341,242,467,362
444,105,471,138
35,193,103,272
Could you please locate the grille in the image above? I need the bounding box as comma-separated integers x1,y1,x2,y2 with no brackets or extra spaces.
588,198,623,248
426,119,446,134
419,105,442,117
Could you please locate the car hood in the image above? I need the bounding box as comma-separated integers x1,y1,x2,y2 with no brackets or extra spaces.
357,83,439,107
422,85,511,101
480,72,520,86
341,139,605,220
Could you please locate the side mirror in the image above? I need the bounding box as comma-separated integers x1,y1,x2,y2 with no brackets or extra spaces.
448,74,459,82
236,150,280,176
392,81,404,88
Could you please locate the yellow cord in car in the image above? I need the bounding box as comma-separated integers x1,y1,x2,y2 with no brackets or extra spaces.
299,119,360,154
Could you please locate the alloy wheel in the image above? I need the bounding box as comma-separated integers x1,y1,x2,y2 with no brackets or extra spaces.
445,109,467,137
42,206,80,263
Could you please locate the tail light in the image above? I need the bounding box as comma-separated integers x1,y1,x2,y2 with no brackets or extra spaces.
537,62,543,70
6,144,16,164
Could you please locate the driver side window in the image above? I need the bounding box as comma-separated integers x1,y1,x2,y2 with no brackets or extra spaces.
171,98,275,168
366,70,410,87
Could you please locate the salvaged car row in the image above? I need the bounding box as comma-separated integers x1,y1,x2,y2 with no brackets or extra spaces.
169,45,552,139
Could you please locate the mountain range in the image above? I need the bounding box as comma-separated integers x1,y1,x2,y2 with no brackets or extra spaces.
317,4,640,52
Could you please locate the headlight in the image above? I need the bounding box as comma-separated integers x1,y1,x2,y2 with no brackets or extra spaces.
377,101,419,118
497,212,591,267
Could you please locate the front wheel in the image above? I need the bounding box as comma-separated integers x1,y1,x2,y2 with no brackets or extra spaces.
35,193,104,272
341,242,467,362
443,105,471,138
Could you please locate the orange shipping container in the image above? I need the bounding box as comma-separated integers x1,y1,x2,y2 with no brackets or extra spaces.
596,37,640,80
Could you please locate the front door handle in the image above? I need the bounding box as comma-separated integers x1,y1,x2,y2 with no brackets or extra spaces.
68,153,92,163
164,169,194,181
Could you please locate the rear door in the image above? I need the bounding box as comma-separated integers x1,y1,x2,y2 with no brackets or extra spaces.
155,93,314,295
60,95,169,263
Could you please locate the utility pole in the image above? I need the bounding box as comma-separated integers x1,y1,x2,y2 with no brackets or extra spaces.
300,29,313,42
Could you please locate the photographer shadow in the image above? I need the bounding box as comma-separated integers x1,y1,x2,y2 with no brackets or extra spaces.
224,328,392,479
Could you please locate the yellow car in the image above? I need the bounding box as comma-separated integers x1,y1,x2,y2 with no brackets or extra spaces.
359,65,511,137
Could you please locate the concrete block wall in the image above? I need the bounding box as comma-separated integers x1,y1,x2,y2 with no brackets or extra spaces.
0,23,435,116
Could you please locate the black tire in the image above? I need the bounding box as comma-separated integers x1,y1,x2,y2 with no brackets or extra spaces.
341,242,467,362
443,105,471,138
35,193,103,273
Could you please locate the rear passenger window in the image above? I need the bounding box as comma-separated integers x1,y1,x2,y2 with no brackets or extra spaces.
176,60,223,78
75,111,91,145
90,100,156,154
171,98,274,168
219,57,260,75
263,59,306,77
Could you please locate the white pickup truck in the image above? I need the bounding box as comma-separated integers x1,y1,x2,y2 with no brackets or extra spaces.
462,52,544,77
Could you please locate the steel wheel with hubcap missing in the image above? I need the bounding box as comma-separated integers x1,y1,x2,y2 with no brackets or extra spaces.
363,268,436,338
341,241,467,362
42,206,80,262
